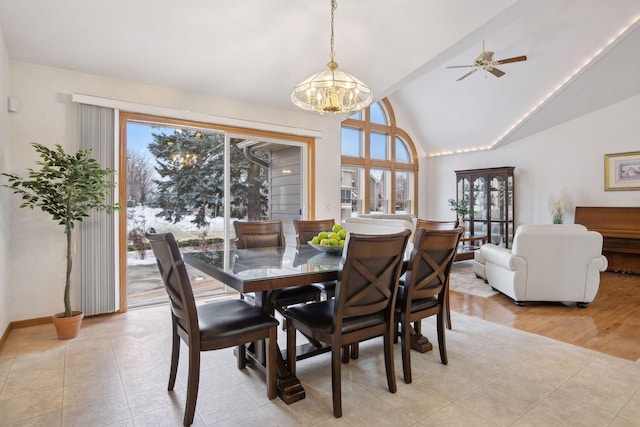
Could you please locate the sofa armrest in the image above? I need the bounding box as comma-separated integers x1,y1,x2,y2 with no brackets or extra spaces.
591,255,608,272
480,244,526,271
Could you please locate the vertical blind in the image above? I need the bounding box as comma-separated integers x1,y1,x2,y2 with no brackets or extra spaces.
78,104,117,315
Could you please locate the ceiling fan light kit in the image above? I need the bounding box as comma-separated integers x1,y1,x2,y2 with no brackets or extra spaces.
291,0,373,114
447,41,527,81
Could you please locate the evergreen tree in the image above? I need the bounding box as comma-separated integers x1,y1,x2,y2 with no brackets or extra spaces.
148,130,268,228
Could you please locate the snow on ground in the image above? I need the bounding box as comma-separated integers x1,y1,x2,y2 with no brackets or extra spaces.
127,205,226,265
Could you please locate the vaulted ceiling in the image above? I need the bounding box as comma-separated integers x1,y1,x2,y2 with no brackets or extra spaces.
1,0,639,156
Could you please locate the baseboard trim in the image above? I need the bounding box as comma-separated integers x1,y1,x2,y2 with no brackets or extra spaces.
11,316,53,329
0,324,10,349
0,316,53,349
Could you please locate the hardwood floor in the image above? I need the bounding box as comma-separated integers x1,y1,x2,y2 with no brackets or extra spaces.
449,271,640,361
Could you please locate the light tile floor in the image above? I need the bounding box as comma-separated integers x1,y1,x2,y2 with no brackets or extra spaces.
1,305,639,426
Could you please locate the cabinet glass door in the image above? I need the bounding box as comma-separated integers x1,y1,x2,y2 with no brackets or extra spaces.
490,176,505,245
507,175,514,246
457,177,470,229
472,177,487,237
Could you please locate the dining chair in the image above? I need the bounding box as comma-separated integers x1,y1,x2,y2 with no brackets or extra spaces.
284,230,411,417
233,220,322,309
409,218,459,330
293,218,338,299
413,219,459,238
396,226,463,383
145,229,278,426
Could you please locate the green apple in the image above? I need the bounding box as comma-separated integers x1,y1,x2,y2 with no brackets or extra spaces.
320,238,330,246
318,231,329,240
311,236,320,244
332,224,343,233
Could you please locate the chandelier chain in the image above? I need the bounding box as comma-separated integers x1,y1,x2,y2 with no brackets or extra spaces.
290,0,372,114
329,0,336,63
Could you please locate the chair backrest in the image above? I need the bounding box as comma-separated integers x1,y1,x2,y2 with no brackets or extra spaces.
413,219,459,242
233,220,285,249
293,219,336,244
335,230,411,323
145,229,198,337
401,227,464,308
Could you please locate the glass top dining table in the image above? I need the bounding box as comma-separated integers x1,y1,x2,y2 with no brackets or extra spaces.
182,243,417,404
184,244,345,404
184,244,344,295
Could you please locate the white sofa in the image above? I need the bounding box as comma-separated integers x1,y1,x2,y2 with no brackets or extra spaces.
479,224,607,307
342,214,416,237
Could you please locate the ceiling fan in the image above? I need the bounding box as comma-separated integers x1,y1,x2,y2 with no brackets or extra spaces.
446,41,527,81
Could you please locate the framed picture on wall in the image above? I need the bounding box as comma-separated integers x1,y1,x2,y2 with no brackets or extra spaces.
604,151,640,191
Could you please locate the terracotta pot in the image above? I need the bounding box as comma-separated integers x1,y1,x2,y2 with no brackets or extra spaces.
52,310,84,339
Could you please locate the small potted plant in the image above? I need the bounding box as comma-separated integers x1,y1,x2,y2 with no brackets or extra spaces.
448,197,471,221
2,143,121,339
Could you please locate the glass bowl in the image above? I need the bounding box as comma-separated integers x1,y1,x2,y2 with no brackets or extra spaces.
307,241,344,255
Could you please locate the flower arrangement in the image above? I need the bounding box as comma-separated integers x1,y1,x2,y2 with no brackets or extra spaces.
547,193,570,224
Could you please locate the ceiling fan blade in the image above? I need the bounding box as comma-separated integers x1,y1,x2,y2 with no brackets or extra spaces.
487,67,505,78
478,51,494,62
446,64,474,69
457,68,478,81
494,55,527,65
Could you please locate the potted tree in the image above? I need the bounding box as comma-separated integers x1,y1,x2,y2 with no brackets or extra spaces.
2,143,121,339
448,196,471,224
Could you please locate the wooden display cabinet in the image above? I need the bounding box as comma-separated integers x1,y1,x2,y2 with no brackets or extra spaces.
455,166,515,249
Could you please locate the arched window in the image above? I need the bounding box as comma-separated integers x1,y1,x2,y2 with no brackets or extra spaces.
340,98,418,219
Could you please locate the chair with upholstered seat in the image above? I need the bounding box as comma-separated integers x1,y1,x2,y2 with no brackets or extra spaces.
145,229,278,426
405,218,459,331
284,230,410,417
396,227,463,383
293,218,338,299
233,220,322,308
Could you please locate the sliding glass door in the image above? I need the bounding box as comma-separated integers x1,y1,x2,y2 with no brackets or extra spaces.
120,114,310,309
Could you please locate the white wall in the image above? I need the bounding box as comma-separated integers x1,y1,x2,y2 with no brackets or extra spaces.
6,59,640,323
425,93,640,224
0,26,11,333
6,61,342,322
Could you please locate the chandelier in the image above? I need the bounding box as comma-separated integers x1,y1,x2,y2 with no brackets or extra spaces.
291,0,373,115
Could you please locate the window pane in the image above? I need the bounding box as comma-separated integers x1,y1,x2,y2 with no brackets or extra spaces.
370,169,390,213
370,102,387,125
395,137,410,163
341,166,362,220
341,127,362,157
127,124,227,308
395,171,412,213
370,132,387,160
349,110,362,120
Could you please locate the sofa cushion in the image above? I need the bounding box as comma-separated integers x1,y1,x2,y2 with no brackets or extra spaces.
342,215,415,237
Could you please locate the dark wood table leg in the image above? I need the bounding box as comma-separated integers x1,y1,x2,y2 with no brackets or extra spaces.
410,331,433,352
275,351,305,404
246,290,306,404
409,325,433,353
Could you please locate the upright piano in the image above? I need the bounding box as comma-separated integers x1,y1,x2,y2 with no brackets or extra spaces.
575,206,640,274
